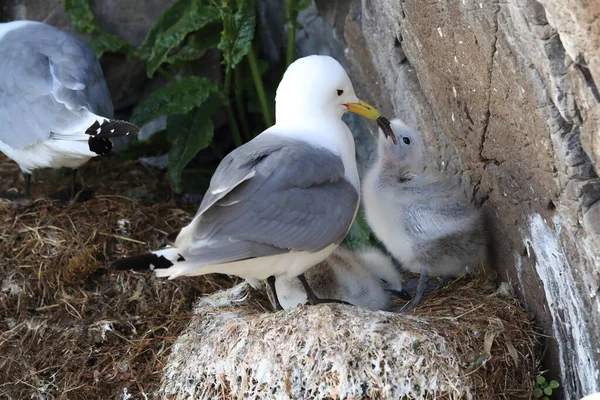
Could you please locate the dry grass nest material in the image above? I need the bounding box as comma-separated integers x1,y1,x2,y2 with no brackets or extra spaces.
0,155,236,399
0,155,542,399
161,280,541,400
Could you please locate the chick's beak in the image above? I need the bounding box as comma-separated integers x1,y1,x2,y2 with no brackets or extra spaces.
345,99,398,145
344,99,380,120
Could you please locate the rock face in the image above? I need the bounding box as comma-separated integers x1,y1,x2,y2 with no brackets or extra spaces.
302,0,600,398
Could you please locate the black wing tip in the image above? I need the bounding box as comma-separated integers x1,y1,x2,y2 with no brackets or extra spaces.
88,136,113,155
113,253,174,271
86,119,141,139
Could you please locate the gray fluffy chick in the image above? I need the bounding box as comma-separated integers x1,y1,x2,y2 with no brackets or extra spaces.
362,119,487,310
274,246,410,310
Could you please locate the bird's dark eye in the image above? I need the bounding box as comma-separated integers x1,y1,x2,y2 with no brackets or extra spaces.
402,137,411,145
337,89,344,96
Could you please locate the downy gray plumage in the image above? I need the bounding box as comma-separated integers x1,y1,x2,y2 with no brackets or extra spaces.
274,246,410,310
363,119,487,310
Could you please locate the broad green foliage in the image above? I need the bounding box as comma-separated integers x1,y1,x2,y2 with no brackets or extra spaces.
62,0,131,58
167,101,217,192
144,0,221,77
534,375,560,400
130,77,217,126
343,210,374,250
213,0,256,68
166,26,221,65
89,31,132,58
295,0,313,10
139,0,196,60
62,0,96,33
62,0,301,193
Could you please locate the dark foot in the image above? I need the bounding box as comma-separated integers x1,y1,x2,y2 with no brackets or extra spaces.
266,276,283,311
23,172,31,198
298,273,353,307
465,267,473,282
435,277,450,290
387,288,412,301
402,268,429,311
305,297,353,306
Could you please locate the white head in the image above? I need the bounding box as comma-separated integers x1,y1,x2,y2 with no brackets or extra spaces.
275,55,381,125
377,118,425,171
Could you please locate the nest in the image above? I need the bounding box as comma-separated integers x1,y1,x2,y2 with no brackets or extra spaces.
0,155,236,399
160,281,541,400
0,154,541,399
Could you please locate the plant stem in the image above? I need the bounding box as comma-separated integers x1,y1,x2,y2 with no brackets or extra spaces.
285,0,296,67
156,67,175,81
247,48,273,128
222,66,243,147
234,65,251,140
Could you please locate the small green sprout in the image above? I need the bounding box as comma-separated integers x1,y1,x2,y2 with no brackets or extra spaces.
533,374,560,399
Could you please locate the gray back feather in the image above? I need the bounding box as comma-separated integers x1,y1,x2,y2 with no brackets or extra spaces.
183,134,359,265
0,22,113,149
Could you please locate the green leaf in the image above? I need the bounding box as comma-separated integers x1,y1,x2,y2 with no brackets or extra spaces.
89,31,131,58
543,387,553,396
131,77,217,126
549,380,559,389
214,0,256,68
167,104,215,192
533,388,543,398
543,397,549,400
165,25,221,65
536,376,546,385
146,0,220,77
62,0,97,33
140,0,194,59
296,0,313,10
343,209,373,250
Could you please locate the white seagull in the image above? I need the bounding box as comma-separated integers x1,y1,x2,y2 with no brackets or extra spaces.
114,55,396,305
0,20,140,198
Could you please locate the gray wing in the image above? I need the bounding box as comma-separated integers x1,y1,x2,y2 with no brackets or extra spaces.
0,22,113,149
180,134,359,265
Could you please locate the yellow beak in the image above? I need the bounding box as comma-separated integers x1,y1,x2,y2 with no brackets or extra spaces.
344,99,381,120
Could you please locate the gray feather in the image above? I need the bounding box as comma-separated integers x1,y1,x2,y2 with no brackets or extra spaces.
181,134,359,265
0,22,113,149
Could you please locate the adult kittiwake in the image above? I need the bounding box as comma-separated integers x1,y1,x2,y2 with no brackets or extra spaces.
114,55,396,306
0,20,140,198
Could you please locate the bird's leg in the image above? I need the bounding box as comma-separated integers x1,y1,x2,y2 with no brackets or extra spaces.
403,266,429,311
266,276,283,311
298,273,352,306
23,172,31,198
70,169,78,200
465,265,473,281
386,288,413,300
436,277,450,290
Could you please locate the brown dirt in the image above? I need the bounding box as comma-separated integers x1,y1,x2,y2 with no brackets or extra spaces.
0,153,237,399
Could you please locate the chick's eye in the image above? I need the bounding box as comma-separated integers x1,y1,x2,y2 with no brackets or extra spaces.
337,89,344,96
402,137,411,145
